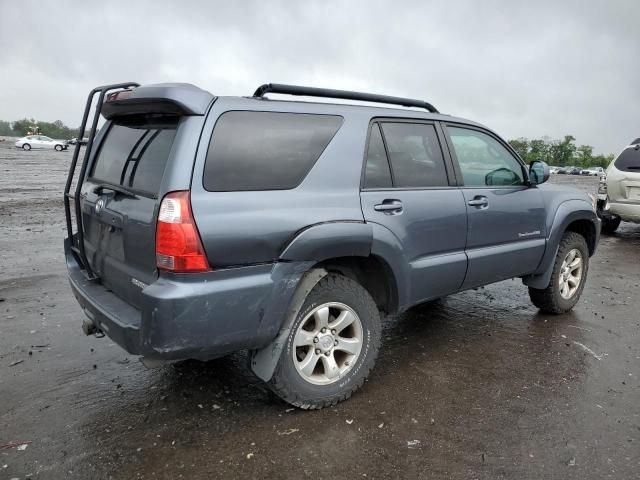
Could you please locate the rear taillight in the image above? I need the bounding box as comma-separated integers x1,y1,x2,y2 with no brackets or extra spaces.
156,191,210,273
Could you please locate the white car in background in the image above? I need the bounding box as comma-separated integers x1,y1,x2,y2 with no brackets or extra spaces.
581,167,605,176
598,139,640,233
15,135,68,151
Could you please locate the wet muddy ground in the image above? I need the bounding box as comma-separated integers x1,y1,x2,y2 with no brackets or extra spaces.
1,141,639,479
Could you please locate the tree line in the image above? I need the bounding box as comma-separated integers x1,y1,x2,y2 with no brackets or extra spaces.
508,135,614,168
0,119,79,139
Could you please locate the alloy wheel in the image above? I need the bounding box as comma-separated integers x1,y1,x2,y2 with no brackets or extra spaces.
292,302,363,385
559,248,583,299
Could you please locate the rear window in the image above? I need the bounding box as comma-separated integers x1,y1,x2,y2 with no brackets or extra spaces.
614,146,640,172
203,111,343,191
90,116,178,195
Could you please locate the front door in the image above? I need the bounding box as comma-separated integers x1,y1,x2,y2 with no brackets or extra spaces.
444,125,546,289
360,120,467,304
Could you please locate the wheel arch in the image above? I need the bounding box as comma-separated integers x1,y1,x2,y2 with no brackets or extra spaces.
315,254,399,316
565,218,597,256
523,200,599,289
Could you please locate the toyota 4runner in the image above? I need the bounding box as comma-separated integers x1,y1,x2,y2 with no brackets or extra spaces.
65,82,600,408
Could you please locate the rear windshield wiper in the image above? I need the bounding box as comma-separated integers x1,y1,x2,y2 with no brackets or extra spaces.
92,183,137,198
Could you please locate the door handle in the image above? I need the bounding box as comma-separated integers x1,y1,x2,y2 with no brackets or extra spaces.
374,200,403,214
467,196,489,208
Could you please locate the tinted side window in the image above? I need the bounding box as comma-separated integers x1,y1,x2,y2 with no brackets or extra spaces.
204,112,343,191
380,123,448,188
448,127,524,187
614,147,640,172
363,123,392,188
90,116,178,195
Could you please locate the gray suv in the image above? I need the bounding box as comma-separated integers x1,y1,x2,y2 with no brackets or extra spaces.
64,82,600,409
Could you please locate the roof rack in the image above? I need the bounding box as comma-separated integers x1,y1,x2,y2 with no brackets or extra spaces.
253,83,439,113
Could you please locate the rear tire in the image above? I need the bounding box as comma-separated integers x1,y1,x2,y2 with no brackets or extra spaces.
528,232,589,314
22,143,31,151
600,215,621,234
269,274,381,409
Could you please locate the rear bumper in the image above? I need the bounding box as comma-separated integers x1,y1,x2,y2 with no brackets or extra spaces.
608,201,640,223
65,239,311,360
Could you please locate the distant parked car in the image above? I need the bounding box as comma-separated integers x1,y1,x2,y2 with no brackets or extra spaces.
549,166,560,174
68,137,90,145
15,135,68,151
581,167,604,176
568,167,582,175
557,167,568,174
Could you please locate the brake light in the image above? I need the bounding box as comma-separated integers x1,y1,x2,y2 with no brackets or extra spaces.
106,89,133,102
156,191,210,272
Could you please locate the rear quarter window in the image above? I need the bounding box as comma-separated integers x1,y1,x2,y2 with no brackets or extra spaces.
614,146,640,172
203,111,343,191
90,116,178,196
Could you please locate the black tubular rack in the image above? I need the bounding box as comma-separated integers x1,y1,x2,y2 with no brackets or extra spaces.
253,83,439,113
63,82,139,279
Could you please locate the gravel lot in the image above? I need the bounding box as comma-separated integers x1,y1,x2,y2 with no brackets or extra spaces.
1,140,639,479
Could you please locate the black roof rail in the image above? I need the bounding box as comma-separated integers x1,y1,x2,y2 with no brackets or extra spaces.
253,83,439,113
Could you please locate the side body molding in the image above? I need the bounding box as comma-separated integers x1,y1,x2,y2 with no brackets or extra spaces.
279,221,373,261
523,199,599,289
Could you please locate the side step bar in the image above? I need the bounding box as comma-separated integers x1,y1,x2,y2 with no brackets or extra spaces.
63,82,139,279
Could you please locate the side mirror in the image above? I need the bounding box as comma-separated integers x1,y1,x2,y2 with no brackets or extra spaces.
529,160,550,185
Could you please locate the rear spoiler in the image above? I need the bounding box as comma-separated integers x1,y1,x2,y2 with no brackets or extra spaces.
101,83,216,119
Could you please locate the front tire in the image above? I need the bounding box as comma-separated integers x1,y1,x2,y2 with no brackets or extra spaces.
269,274,381,409
55,144,63,151
528,232,589,314
22,143,31,151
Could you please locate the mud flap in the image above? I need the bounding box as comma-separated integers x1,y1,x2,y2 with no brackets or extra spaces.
250,268,328,381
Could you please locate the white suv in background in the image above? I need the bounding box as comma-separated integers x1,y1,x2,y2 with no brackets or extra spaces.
598,138,640,233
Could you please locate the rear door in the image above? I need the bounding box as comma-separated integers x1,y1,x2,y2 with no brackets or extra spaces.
360,120,468,304
80,115,179,308
443,124,546,289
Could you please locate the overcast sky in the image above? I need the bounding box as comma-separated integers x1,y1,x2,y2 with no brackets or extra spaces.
1,0,637,154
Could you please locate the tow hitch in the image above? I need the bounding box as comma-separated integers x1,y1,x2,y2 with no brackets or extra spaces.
81,318,104,337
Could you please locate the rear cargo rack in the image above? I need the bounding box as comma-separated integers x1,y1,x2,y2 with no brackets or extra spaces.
64,82,139,279
253,83,439,113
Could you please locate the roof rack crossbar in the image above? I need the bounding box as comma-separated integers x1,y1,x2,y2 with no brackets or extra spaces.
253,83,439,113
63,82,139,279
